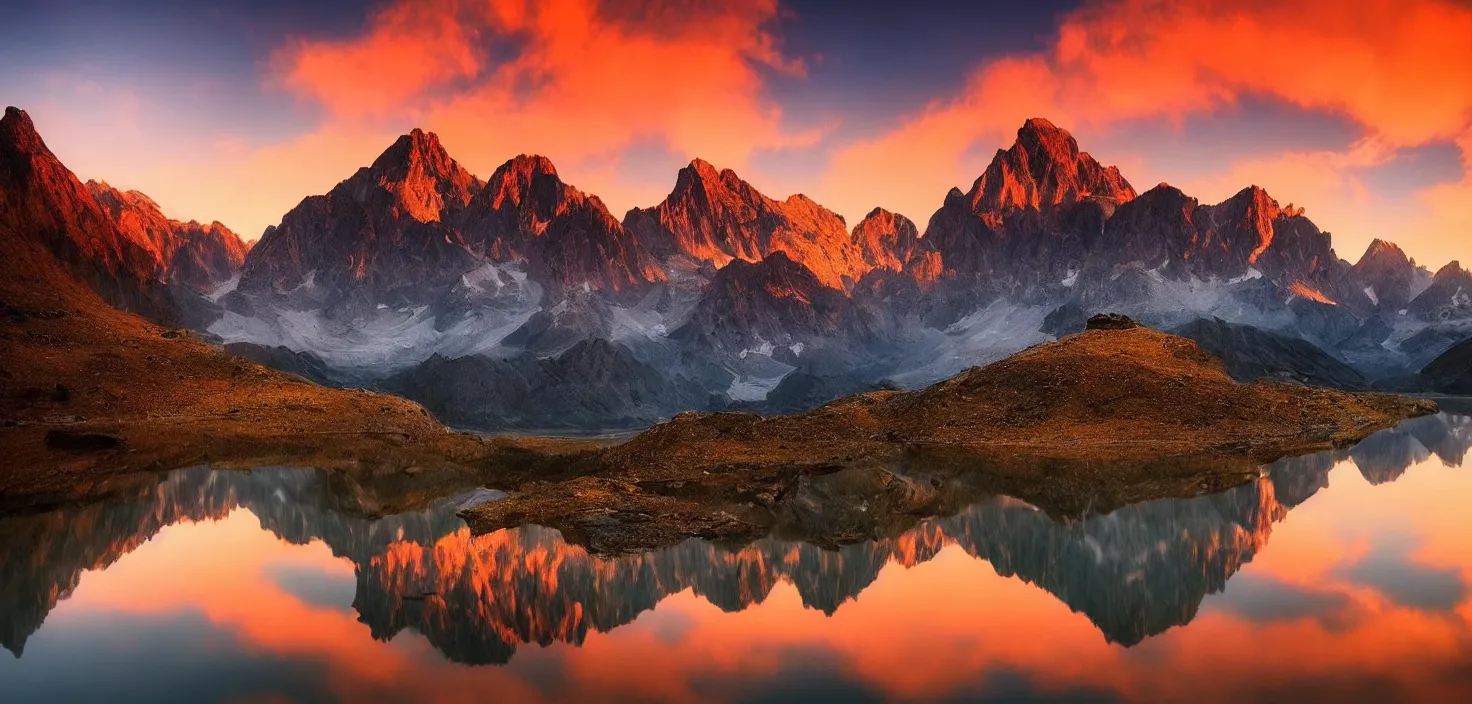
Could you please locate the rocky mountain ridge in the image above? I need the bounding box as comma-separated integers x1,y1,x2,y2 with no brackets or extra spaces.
12,103,1468,432
86,180,249,294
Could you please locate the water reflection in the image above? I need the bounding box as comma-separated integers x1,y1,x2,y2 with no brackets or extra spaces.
1,413,1469,702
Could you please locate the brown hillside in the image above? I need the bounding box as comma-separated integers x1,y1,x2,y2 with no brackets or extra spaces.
464,319,1433,553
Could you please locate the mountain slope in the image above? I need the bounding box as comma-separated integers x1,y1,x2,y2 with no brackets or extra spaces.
383,339,712,431
1417,338,1472,394
1171,317,1367,390
236,129,483,308
1353,238,1432,312
1408,261,1472,321
624,159,869,290
0,107,174,323
87,180,249,293
671,252,851,354
0,107,497,499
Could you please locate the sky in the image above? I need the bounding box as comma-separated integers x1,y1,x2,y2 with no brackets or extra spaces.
3,0,1470,270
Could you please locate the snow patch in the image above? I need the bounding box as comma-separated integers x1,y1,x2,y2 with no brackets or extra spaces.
726,370,790,401
1227,268,1263,285
209,296,540,372
737,341,776,360
206,274,241,302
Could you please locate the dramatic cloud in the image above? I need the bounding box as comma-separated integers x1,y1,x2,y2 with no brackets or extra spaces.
17,0,1470,265
267,0,812,219
821,0,1472,265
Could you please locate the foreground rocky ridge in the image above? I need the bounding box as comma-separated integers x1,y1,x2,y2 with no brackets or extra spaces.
462,316,1434,553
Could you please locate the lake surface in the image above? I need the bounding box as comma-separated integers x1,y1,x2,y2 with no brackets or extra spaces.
2,414,1471,703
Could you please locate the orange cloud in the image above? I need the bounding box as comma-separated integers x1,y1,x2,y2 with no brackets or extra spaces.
821,0,1472,265
263,0,810,223
275,0,487,116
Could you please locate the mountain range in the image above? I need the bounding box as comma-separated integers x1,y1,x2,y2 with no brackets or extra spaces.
7,105,1469,431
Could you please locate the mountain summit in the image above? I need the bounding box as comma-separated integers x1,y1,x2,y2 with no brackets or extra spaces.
236,131,662,310
624,159,869,290
459,154,663,300
969,118,1137,213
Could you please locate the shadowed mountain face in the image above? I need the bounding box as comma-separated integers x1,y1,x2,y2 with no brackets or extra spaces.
1171,317,1367,389
380,338,715,431
4,415,1464,662
1354,239,1433,313
1409,262,1472,322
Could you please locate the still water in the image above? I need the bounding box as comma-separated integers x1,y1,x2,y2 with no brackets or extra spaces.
2,414,1471,703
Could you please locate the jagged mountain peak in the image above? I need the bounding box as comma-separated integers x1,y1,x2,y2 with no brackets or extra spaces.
670,157,753,199
1433,260,1467,280
479,153,579,214
624,159,867,290
500,153,558,177
1014,117,1080,162
967,118,1136,213
1227,184,1276,208
1,106,42,150
1134,182,1196,205
1353,236,1432,312
852,207,923,272
1360,238,1409,264
347,128,480,223
373,128,452,172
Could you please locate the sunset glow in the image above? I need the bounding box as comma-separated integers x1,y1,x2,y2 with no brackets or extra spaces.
5,0,1467,268
9,447,1471,702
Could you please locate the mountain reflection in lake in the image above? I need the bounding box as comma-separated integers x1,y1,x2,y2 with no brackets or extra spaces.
2,414,1471,703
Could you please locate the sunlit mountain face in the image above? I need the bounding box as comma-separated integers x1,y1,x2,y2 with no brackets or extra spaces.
1,414,1469,701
